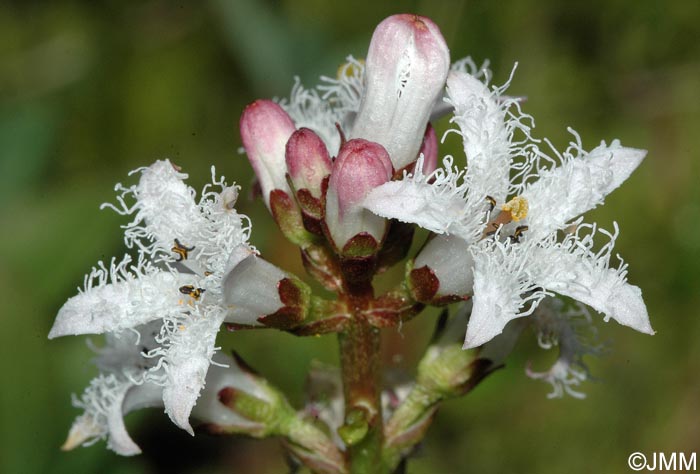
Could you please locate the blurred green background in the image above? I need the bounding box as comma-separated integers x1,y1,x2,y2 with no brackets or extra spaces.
1,0,698,473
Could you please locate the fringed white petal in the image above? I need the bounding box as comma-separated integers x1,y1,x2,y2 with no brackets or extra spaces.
108,160,206,257
446,67,536,204
194,176,252,277
50,259,194,338
160,307,227,434
64,375,141,456
523,137,646,239
533,226,653,334
105,383,141,455
162,357,210,435
464,240,548,348
317,57,365,129
446,71,510,203
364,156,485,241
527,358,588,399
102,161,251,276
364,180,467,235
546,266,651,334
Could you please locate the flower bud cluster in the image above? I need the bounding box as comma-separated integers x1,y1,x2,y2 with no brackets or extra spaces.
239,14,450,284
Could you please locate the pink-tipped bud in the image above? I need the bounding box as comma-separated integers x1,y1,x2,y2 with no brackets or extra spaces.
324,139,393,251
350,14,450,170
239,100,296,209
285,128,332,200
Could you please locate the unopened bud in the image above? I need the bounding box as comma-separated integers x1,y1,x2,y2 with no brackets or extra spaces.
350,14,450,169
240,100,296,209
324,139,393,254
210,354,284,436
416,304,494,396
285,128,332,202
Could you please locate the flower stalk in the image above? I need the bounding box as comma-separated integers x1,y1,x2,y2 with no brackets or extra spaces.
382,343,496,471
338,298,385,474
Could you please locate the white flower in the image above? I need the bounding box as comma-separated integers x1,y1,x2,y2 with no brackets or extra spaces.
62,322,271,455
50,160,253,439
363,62,653,348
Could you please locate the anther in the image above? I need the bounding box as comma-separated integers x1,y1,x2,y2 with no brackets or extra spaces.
501,196,529,222
171,239,195,262
179,285,206,300
508,225,529,244
485,195,496,213
336,58,364,80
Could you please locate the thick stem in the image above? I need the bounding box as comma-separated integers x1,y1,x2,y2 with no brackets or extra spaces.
338,283,386,474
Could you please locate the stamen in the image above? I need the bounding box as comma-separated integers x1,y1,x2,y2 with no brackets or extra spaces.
508,225,529,243
171,239,195,262
501,196,529,222
481,197,530,240
337,58,365,80
485,195,496,213
178,285,206,300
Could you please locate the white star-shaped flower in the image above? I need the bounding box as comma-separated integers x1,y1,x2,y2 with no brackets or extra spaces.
364,64,653,348
50,160,254,441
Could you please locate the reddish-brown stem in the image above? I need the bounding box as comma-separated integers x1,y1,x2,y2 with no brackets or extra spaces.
338,281,387,474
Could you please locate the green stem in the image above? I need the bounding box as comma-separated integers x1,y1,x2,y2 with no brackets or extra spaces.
338,283,386,474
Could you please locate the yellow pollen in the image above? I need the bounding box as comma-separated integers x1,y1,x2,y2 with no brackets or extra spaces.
337,59,364,79
502,196,529,222
178,324,186,331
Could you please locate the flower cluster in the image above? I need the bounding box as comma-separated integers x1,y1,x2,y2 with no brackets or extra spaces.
50,12,653,465
240,14,652,347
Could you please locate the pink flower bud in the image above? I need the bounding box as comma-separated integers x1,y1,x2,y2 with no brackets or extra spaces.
350,14,450,170
325,139,393,250
239,100,296,209
285,128,332,199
